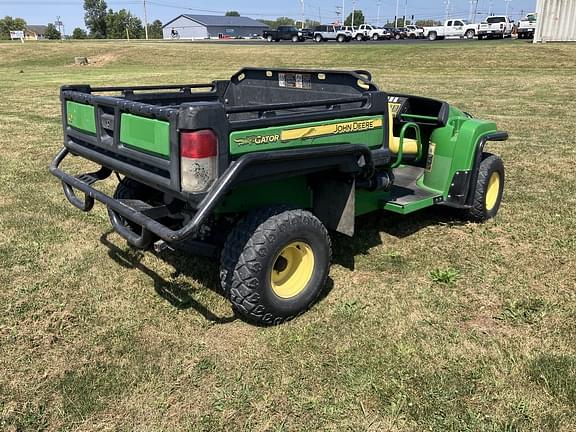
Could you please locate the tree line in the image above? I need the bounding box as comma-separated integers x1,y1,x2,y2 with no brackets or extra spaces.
82,0,162,39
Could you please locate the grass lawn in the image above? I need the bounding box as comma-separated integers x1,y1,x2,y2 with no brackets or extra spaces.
0,39,575,431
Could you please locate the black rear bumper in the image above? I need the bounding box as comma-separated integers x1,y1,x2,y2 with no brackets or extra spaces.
50,144,375,247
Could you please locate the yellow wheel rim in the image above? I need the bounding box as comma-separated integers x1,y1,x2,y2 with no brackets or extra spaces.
270,241,315,299
485,171,501,211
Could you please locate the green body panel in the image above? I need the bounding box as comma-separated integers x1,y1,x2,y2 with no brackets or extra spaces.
422,107,497,197
215,176,312,214
66,101,96,134
229,115,385,156
120,114,170,158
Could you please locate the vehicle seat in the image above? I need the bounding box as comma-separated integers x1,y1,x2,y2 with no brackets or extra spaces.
388,106,420,155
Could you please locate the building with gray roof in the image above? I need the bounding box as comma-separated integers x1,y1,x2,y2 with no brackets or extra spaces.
162,14,268,39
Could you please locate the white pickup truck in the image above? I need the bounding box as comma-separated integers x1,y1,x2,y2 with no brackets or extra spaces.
424,19,478,41
517,13,537,39
477,15,514,39
356,24,389,41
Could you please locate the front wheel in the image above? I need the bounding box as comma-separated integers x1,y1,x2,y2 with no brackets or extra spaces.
337,34,345,43
372,33,379,41
291,35,299,42
356,34,364,41
314,34,322,43
465,29,475,39
464,153,505,222
220,207,331,325
428,32,437,41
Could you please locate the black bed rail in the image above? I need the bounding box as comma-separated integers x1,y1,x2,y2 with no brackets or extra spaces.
225,95,369,115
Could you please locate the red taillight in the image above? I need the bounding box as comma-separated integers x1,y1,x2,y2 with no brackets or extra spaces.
180,130,218,159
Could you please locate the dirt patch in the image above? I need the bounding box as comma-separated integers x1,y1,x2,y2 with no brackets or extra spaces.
72,53,119,67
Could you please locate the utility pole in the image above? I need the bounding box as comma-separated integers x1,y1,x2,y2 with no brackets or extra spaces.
300,0,305,27
443,0,450,22
351,0,356,27
473,0,479,22
505,0,511,16
395,0,399,27
376,0,381,27
143,0,149,40
488,0,493,15
336,5,342,25
55,16,63,41
404,0,407,25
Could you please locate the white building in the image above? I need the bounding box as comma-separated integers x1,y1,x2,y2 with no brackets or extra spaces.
162,14,268,40
534,0,576,42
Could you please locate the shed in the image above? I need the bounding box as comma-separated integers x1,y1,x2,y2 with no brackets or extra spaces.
534,0,576,42
162,14,268,39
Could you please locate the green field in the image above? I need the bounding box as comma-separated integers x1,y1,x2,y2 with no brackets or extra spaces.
1,40,575,431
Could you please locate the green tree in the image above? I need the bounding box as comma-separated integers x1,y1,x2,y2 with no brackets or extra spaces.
415,19,441,26
44,23,61,40
106,9,143,39
225,11,240,17
0,16,27,40
275,17,295,27
72,27,88,39
147,19,163,39
344,10,364,27
84,0,108,38
304,19,320,29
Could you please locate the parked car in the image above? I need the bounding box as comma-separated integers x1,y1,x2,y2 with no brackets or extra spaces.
356,24,389,41
517,13,537,39
313,25,352,43
299,28,315,39
424,19,478,40
385,27,407,40
405,24,424,39
263,26,305,42
477,16,514,39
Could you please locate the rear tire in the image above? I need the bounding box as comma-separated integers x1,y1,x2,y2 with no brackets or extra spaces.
356,34,364,41
465,153,505,222
291,35,299,42
372,33,379,41
266,35,273,42
428,31,437,41
337,34,345,43
220,207,331,325
465,29,475,39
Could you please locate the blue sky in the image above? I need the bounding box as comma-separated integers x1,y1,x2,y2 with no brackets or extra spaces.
1,0,537,33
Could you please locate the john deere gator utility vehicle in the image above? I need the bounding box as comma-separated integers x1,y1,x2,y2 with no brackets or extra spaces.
51,68,507,325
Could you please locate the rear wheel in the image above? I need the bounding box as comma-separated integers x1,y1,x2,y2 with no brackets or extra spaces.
220,207,331,325
428,31,437,41
372,33,379,41
266,34,273,42
465,29,475,39
465,153,505,222
356,34,364,41
291,35,299,42
395,33,401,40
337,34,345,43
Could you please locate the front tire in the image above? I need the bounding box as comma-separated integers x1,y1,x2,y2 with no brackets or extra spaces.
220,207,331,325
266,35,273,42
372,33,379,41
337,34,345,43
314,34,323,43
291,35,299,42
465,153,505,222
465,29,475,39
356,34,364,41
428,31,437,41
